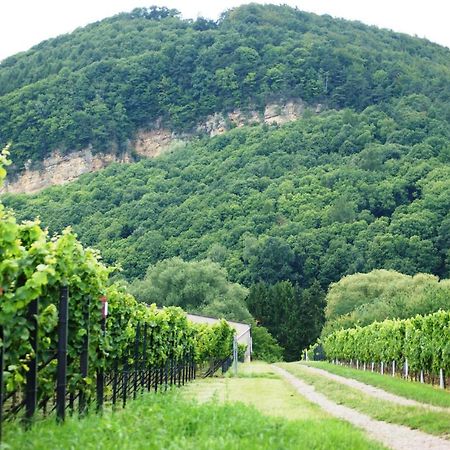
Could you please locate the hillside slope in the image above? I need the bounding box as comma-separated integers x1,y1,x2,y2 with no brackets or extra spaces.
5,96,450,288
1,4,449,174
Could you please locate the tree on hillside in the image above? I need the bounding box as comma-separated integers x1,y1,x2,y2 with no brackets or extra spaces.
322,269,450,336
247,280,325,361
129,257,252,323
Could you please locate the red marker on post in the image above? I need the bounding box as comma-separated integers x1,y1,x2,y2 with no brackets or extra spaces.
100,296,108,319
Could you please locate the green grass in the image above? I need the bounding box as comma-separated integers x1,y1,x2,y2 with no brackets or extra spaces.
2,386,385,450
184,364,326,420
281,362,450,438
182,361,385,449
303,361,450,408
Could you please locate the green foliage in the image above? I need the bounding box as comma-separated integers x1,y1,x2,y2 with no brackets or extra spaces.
194,319,235,363
2,4,450,366
0,4,449,171
247,281,325,361
237,343,247,361
323,269,450,335
5,97,450,292
251,326,283,363
322,310,450,373
0,151,234,398
129,257,251,323
3,388,385,450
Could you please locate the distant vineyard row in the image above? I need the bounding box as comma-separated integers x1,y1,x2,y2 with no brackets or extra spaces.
321,310,450,383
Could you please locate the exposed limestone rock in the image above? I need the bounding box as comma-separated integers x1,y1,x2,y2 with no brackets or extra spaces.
1,148,132,195
1,129,179,195
198,100,321,136
2,100,324,195
264,101,306,125
133,129,180,158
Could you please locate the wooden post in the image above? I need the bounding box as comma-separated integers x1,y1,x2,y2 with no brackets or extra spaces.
97,296,108,413
112,359,119,407
96,315,106,413
141,324,147,392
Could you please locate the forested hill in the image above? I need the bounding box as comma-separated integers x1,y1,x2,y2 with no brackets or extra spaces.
5,96,450,288
1,4,450,173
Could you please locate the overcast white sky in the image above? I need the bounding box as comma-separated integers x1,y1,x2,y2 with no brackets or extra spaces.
0,1,449,61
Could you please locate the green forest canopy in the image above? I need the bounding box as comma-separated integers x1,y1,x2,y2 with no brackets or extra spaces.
5,96,450,290
129,257,252,323
322,269,450,336
0,4,449,172
2,4,450,358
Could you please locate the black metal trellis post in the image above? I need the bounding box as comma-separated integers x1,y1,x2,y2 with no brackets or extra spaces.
122,355,128,408
141,324,147,392
169,357,174,387
79,297,90,415
193,356,196,380
96,309,106,413
154,365,159,393
25,298,39,425
147,330,153,392
133,323,140,399
112,358,119,407
56,286,69,422
160,365,164,391
164,360,168,391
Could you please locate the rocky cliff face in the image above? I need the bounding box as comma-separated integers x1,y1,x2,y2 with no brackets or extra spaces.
1,149,131,195
1,129,176,195
198,100,323,136
1,100,321,195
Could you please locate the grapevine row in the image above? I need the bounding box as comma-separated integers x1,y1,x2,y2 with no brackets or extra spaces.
321,310,450,384
0,147,234,411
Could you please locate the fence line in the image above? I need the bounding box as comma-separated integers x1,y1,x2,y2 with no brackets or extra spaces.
329,359,448,389
0,286,230,439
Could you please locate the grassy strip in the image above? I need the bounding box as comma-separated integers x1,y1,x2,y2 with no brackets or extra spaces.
281,362,450,438
183,361,385,449
3,387,385,450
184,363,327,420
303,361,450,408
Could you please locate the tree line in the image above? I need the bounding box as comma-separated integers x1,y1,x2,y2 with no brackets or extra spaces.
0,4,449,172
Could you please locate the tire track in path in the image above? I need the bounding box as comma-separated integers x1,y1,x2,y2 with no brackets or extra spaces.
300,364,450,413
273,366,450,450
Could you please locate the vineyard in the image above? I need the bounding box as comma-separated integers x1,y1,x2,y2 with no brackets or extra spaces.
0,147,235,434
321,310,450,387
